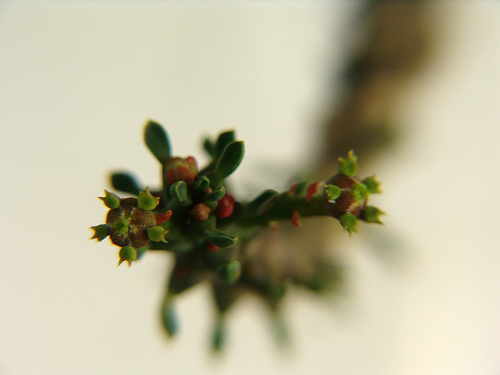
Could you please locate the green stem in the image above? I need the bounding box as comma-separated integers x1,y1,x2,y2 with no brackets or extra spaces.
238,192,329,227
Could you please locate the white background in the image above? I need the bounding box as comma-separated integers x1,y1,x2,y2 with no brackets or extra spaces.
0,2,499,374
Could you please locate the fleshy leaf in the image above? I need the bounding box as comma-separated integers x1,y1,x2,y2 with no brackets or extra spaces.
212,317,226,352
205,186,225,203
192,175,210,193
144,120,171,164
246,190,279,217
169,181,189,203
217,261,241,284
161,299,179,338
203,137,216,157
206,229,237,248
214,130,235,159
213,141,244,183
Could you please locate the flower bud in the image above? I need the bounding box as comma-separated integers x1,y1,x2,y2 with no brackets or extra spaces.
291,210,301,227
216,194,235,219
155,210,173,225
305,182,321,203
190,203,211,222
164,156,198,187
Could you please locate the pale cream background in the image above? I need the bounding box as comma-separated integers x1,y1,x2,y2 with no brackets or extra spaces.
0,2,499,374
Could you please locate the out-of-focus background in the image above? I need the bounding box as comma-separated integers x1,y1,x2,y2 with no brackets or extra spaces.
0,2,498,374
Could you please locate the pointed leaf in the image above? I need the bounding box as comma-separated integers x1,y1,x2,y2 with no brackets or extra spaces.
169,181,189,203
212,317,226,352
214,130,235,159
203,137,216,157
144,120,171,164
338,150,358,177
161,300,178,338
206,229,237,248
213,141,244,183
246,189,279,217
217,261,241,284
205,186,225,203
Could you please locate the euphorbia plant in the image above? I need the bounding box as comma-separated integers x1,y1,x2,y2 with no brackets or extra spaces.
91,120,383,350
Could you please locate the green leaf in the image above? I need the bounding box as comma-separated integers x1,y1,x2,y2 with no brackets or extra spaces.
192,175,210,193
206,229,238,248
161,299,179,338
111,172,141,195
205,186,225,203
144,120,171,164
217,261,241,284
214,130,235,159
212,317,226,352
213,141,244,183
203,137,216,157
246,189,279,217
169,181,189,203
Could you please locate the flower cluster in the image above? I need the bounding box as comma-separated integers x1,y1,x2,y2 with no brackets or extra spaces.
91,120,383,349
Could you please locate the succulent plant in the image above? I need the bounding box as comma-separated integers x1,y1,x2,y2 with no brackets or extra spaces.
91,120,384,350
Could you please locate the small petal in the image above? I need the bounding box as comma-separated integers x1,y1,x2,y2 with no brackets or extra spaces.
99,190,120,209
90,224,109,241
362,175,382,194
361,206,385,224
138,187,160,210
338,150,358,177
147,226,169,243
118,246,137,267
353,183,370,201
339,213,358,236
324,184,341,202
